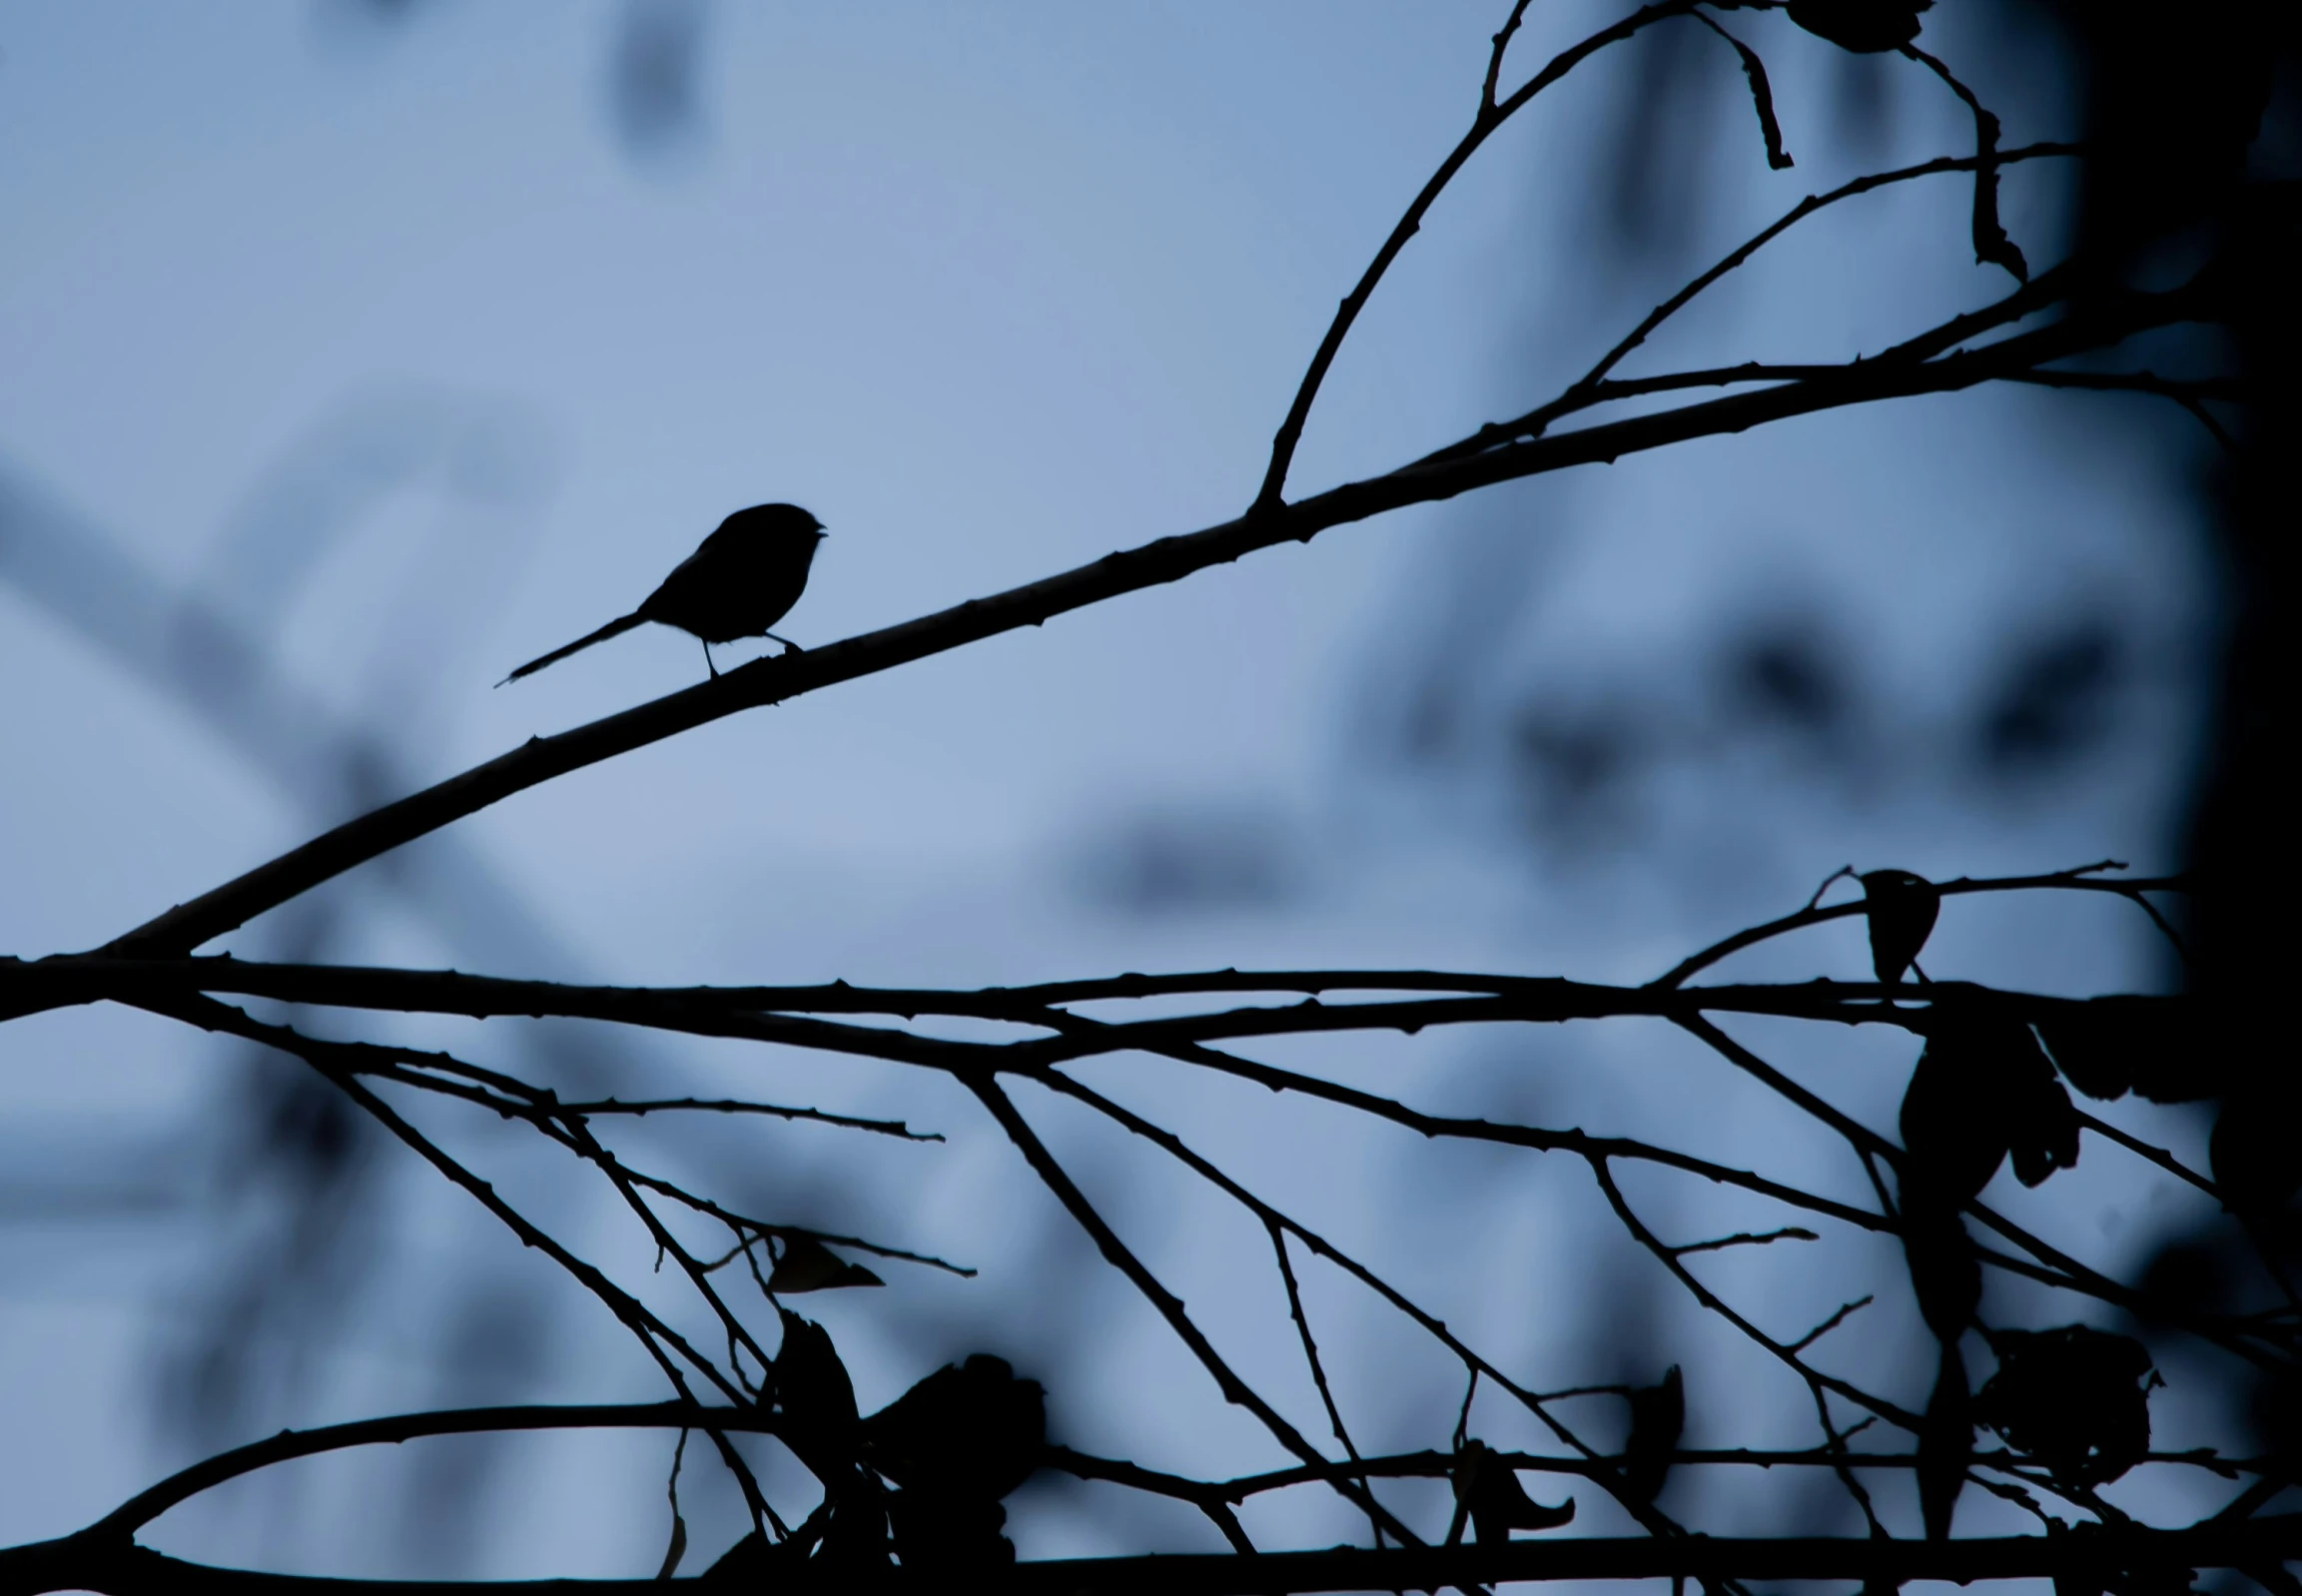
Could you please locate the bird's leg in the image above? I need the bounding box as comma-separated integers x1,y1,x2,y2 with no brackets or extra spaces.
702,640,719,679
764,630,804,655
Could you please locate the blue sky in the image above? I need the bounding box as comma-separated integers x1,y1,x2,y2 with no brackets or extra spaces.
0,1,2222,1578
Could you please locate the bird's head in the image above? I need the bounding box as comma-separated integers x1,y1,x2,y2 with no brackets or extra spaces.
724,502,827,541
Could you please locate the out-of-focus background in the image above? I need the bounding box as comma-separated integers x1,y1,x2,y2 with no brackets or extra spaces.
0,0,2243,1580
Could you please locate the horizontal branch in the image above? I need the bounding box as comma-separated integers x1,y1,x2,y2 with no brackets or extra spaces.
83,1403,768,1541
3,955,2181,1051
1053,1443,2265,1506
83,288,2195,963
32,1394,2271,1578
1652,862,2183,989
7,1518,2296,1596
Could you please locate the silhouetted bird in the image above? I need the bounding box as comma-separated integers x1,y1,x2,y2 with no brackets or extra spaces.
499,502,825,684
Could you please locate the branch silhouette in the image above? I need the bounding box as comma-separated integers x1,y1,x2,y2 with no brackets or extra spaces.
2,4,2282,1590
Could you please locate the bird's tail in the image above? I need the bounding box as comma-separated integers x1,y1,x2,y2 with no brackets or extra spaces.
497,612,646,685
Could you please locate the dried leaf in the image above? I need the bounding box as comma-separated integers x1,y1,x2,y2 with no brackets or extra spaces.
865,1354,1048,1502
770,1235,886,1293
2005,1033,2081,1189
1621,1366,1685,1505
1976,1325,2157,1484
884,1490,1015,1573
1900,1029,2006,1203
702,1527,813,1583
1902,1019,2076,1199
775,1308,860,1441
813,1482,892,1572
2038,997,2205,1104
1863,869,1940,985
861,1354,1048,1571
1918,1341,1971,1540
1786,0,1930,54
1452,1439,1576,1542
1966,104,2029,284
1707,20,1795,170
1902,1197,1980,1342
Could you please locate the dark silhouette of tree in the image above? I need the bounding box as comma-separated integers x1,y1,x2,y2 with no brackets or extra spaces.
2,3,2294,1591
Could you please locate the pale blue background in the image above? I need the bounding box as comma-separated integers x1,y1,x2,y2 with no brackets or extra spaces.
0,0,2219,1579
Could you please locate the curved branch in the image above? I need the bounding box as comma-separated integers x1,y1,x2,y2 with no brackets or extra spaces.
83,1403,768,1542
73,285,2194,968
1651,863,2183,989
1420,142,2082,465
1253,0,1699,511
13,954,2184,1052
10,1518,2300,1596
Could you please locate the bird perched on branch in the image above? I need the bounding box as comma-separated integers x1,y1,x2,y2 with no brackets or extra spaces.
499,502,826,684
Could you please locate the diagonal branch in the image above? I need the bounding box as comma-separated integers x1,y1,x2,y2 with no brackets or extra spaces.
1253,0,1700,511
962,1073,1425,1548
79,284,2196,967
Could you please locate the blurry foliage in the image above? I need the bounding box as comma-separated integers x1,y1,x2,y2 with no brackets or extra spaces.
2,1,2298,1590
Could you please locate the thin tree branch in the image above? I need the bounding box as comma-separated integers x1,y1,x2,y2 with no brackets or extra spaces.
1253,0,1700,511
13,1518,2300,1596
963,1073,1426,1548
75,285,2196,967
83,1403,772,1541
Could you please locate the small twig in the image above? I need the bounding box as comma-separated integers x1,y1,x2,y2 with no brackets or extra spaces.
1650,862,2173,990
1269,1221,1385,1546
1902,43,2026,283
1805,865,1858,913
1453,1368,1482,1452
1588,1154,1918,1433
550,1095,942,1141
1807,1384,1886,1536
1419,143,2081,465
1689,10,1793,170
656,1429,690,1581
2074,1109,2220,1199
1481,0,1534,109
81,1401,777,1541
138,996,782,1534
966,1074,1425,1548
1671,1226,1819,1257
1252,0,1699,512
1787,1296,1875,1356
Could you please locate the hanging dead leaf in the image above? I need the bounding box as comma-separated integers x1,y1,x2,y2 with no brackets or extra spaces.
1452,1439,1575,1542
865,1354,1048,1502
1863,869,1941,985
1786,0,1931,53
1976,1324,2157,1484
770,1235,886,1294
1918,1341,1971,1540
1902,1018,2077,1199
2004,1029,2081,1189
861,1354,1047,1571
1620,1366,1685,1506
1902,1197,1981,1342
1900,1028,2006,1202
775,1308,860,1444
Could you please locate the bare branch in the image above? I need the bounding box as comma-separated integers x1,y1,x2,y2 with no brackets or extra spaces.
964,1074,1425,1547
1671,1225,1819,1256
71,262,2197,967
1787,1296,1875,1355
14,1518,2300,1595
1253,0,1701,512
